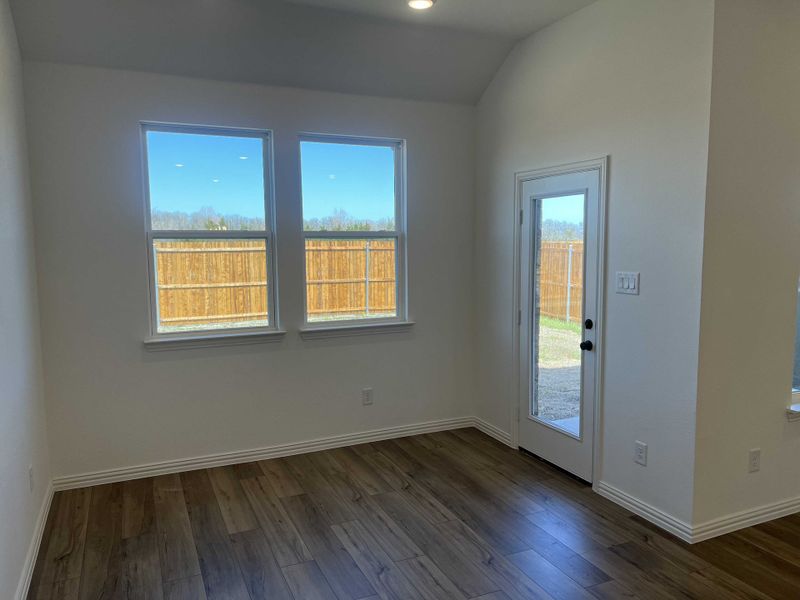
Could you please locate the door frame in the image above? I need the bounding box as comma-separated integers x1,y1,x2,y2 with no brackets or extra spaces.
511,157,608,485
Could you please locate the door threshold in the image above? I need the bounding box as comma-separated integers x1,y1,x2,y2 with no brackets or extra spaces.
518,446,591,486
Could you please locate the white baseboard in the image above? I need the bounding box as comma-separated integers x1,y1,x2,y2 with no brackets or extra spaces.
691,495,800,542
473,417,513,447
595,480,800,543
594,480,694,543
52,416,503,491
15,481,54,600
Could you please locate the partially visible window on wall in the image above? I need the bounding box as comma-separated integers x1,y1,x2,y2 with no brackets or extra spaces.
143,124,277,336
300,135,406,325
794,280,800,394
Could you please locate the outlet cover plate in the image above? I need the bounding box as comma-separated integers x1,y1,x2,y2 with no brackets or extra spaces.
748,448,761,473
634,441,647,466
361,388,374,406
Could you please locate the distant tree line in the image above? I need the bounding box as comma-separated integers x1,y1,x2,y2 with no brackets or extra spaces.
151,206,395,232
303,208,394,232
541,219,583,241
152,207,264,230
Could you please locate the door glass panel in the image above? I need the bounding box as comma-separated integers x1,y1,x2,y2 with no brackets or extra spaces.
531,194,585,436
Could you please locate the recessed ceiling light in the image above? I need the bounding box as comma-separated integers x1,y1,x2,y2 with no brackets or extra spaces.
239,156,248,160
175,163,184,167
408,0,435,10
212,179,220,183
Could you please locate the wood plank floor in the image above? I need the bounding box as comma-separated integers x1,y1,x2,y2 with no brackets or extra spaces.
27,428,800,599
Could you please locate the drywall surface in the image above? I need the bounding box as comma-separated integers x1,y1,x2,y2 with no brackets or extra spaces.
474,0,714,523
10,0,513,105
694,0,800,524
0,0,51,596
23,62,476,479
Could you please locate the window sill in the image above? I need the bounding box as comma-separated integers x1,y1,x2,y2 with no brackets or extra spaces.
144,329,286,351
300,320,415,340
787,402,800,422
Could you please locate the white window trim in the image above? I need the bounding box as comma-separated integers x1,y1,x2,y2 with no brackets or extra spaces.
141,122,281,348
298,133,410,332
299,320,415,340
144,329,286,350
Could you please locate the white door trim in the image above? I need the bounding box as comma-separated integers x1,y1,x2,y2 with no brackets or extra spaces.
511,157,608,485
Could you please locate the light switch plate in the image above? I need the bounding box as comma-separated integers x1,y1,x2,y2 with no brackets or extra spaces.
616,271,640,295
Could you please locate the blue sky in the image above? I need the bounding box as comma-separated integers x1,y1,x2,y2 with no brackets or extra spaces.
146,130,265,218
300,141,394,221
541,194,584,224
146,132,396,223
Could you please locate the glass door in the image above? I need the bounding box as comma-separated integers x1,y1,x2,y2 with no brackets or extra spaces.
518,164,603,482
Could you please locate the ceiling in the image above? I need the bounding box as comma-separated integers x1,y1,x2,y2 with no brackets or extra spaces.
10,0,595,105
283,0,595,37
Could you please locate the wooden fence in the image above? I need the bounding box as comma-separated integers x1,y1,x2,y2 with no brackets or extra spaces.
538,241,584,323
153,238,397,330
153,238,583,330
154,239,269,330
305,239,396,321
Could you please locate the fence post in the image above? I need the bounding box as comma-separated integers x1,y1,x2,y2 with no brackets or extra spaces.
566,243,573,323
365,240,371,316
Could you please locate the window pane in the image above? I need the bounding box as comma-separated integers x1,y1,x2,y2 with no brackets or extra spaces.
532,194,585,437
305,238,397,322
146,130,266,230
153,239,269,332
794,280,800,391
301,141,395,231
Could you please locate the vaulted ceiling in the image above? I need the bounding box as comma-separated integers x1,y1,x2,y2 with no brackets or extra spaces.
10,0,595,104
283,0,594,37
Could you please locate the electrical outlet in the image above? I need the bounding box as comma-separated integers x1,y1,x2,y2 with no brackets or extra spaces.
361,387,374,406
748,448,761,473
634,441,647,466
28,465,34,493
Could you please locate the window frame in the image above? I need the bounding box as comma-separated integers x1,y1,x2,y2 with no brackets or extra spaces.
141,122,281,344
299,133,408,331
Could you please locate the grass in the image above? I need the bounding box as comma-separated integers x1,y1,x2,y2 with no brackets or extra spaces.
540,316,581,335
539,319,582,365
537,317,582,422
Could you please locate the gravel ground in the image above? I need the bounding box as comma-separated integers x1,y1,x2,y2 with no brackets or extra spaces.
536,324,582,422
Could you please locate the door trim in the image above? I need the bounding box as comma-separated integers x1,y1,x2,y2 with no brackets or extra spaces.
511,157,608,485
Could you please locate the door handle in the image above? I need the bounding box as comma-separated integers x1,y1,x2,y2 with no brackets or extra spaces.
580,340,594,351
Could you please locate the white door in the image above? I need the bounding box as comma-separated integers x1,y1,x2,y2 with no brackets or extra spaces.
518,164,604,482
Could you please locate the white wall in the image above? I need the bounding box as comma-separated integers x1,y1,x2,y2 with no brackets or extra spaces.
474,0,714,523
694,0,800,524
0,1,51,597
15,0,800,552
22,62,476,480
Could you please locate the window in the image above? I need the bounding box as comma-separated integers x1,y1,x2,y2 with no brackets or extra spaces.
793,279,800,395
300,135,406,326
142,124,278,339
